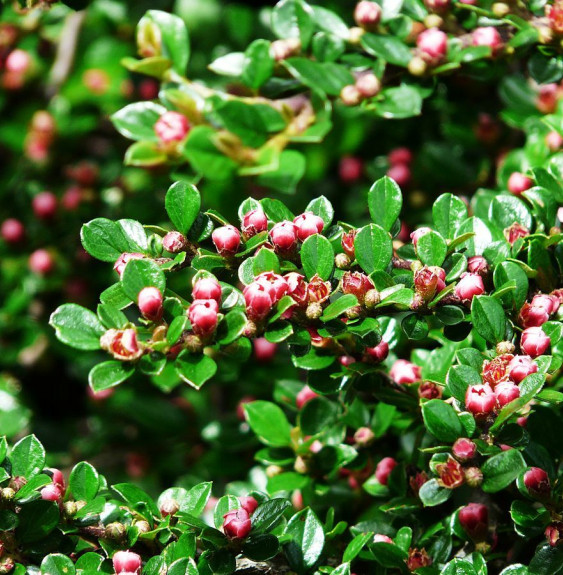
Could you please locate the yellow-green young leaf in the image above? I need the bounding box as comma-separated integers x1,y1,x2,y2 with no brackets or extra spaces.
244,401,292,447
158,482,212,516
306,196,334,227
145,10,190,74
183,126,238,180
272,0,315,46
301,234,334,280
284,508,325,570
50,304,105,350
242,39,274,89
432,193,468,239
165,181,201,235
368,176,402,231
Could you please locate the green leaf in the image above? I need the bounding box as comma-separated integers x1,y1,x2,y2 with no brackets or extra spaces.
175,352,217,389
50,304,105,350
493,261,529,309
456,217,492,257
306,196,334,227
361,33,412,67
159,482,212,516
284,58,354,96
242,39,274,89
416,230,448,266
41,554,76,575
165,181,201,234
217,309,247,345
433,193,468,239
421,400,464,442
418,478,452,507
354,224,393,274
482,449,526,493
284,508,325,571
299,397,340,436
489,195,533,230
257,150,306,194
311,7,349,38
10,435,45,478
146,10,190,74
183,126,237,180
69,462,99,501
301,234,334,280
121,258,166,301
441,559,478,575
124,141,168,167
251,499,291,533
253,247,280,276
272,0,314,46
112,483,160,518
446,365,481,403
471,295,506,344
111,102,166,142
243,534,280,561
375,85,423,119
368,176,402,231
244,401,292,447
16,500,59,543
89,361,135,392
321,294,358,321
81,218,134,262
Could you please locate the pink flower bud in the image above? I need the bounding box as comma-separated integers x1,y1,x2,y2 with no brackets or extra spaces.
6,49,31,74
285,272,308,307
531,294,558,315
518,302,550,328
139,79,159,100
546,131,563,151
452,438,476,461
113,551,142,575
101,329,143,361
243,282,274,321
455,272,485,302
193,277,222,303
545,522,563,547
239,496,259,515
293,212,324,241
507,172,533,195
524,467,550,497
212,225,241,257
375,457,397,486
114,253,144,277
61,186,83,211
494,381,520,407
414,266,445,301
342,271,375,303
418,381,442,399
29,249,54,275
354,1,382,30
253,338,277,362
255,271,288,304
373,534,393,544
504,223,529,245
138,287,163,322
465,384,497,416
154,111,190,144
388,147,413,166
507,355,538,383
354,426,375,446
32,191,57,219
339,156,363,184
188,299,218,337
296,385,319,409
356,72,381,98
546,0,563,34
417,28,448,63
472,27,503,54
159,498,180,517
162,231,188,253
269,221,298,252
49,468,65,489
242,209,268,238
390,360,421,384
223,508,251,539
1,219,24,244
459,503,488,541
306,275,332,304
520,327,550,358
339,355,356,367
410,227,432,247
341,230,356,259
41,484,63,502
467,256,488,275
387,163,411,188
364,340,389,363
481,354,512,388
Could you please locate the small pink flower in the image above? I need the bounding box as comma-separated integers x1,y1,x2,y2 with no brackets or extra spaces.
113,551,142,575
465,384,496,416
520,327,550,358
494,381,520,407
193,277,222,303
138,287,163,322
242,209,268,238
508,172,533,195
390,360,421,384
188,299,219,337
293,212,324,241
354,1,382,30
212,225,241,257
154,111,190,143
375,457,397,486
455,272,485,302
417,28,448,63
1,219,24,244
472,27,503,54
296,385,319,409
243,282,274,321
223,508,251,539
239,496,259,515
270,221,298,252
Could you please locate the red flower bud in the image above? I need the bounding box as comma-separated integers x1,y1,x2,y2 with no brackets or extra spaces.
6,49,31,74
212,225,241,257
354,1,382,30
285,272,308,307
459,503,488,541
269,221,298,252
520,327,550,358
29,249,54,275
242,209,268,238
436,457,464,489
375,457,397,486
414,266,446,301
32,191,57,220
49,468,65,490
465,384,497,416
472,26,503,54
61,186,83,211
339,156,363,184
253,337,277,362
545,522,563,547
455,272,485,302
223,508,251,539
373,534,393,544
239,496,259,515
406,548,432,571
101,329,143,361
162,231,188,253
504,223,530,244
364,340,389,363
508,172,533,195
494,381,520,407
243,282,274,321
296,385,319,409
342,271,375,304
519,302,549,328
532,294,559,314
390,360,421,384
138,287,163,322
388,147,413,166
154,111,190,143
1,219,24,244
482,354,512,388
293,212,324,241
113,551,142,575
387,163,411,188
418,381,442,399
341,230,357,259
467,255,489,275
40,484,63,502
417,28,448,63
188,299,219,337
507,355,537,384
256,271,288,304
524,467,551,497
114,253,145,277
193,277,222,303
354,427,375,446
307,274,332,304
452,438,477,461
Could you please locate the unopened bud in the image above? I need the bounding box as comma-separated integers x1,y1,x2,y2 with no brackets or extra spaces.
105,522,127,540
306,302,323,320
335,253,351,269
464,467,483,488
266,465,283,478
408,56,427,76
294,456,309,474
354,426,375,446
364,289,380,309
340,85,362,106
160,498,180,517
1,488,15,501
137,17,162,58
63,501,78,517
135,520,151,534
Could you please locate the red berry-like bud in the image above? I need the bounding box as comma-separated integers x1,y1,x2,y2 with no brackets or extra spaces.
354,1,382,30
49,468,65,490
239,496,259,515
154,111,190,144
508,172,533,195
519,301,551,329
100,329,143,361
494,381,520,407
472,27,503,54
545,522,563,547
455,272,485,302
296,385,319,409
255,271,288,304
375,457,397,486
459,503,488,541
32,191,57,219
387,163,411,188
41,484,63,502
223,508,251,539
546,131,563,151
341,230,356,259
253,337,277,362
532,294,558,314
114,253,144,277
390,360,421,384
467,255,489,275
61,186,82,211
414,266,446,301
364,340,389,363
244,282,274,321
465,384,496,416
388,147,413,166
162,231,188,253
452,438,477,461
418,381,442,399
293,212,324,241
188,299,219,337
285,272,308,307
6,49,31,74
269,221,298,253
354,426,375,446
417,28,448,63
373,534,393,544
356,72,381,98
504,223,529,245
138,287,163,322
242,209,268,238
507,355,537,384
524,467,551,497
342,271,375,304
520,327,550,358
113,551,142,574
212,225,241,257
339,156,363,184
1,219,24,244
193,277,222,303
406,549,432,571
29,249,54,275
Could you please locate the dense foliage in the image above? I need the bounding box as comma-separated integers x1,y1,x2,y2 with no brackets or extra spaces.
1,0,563,574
